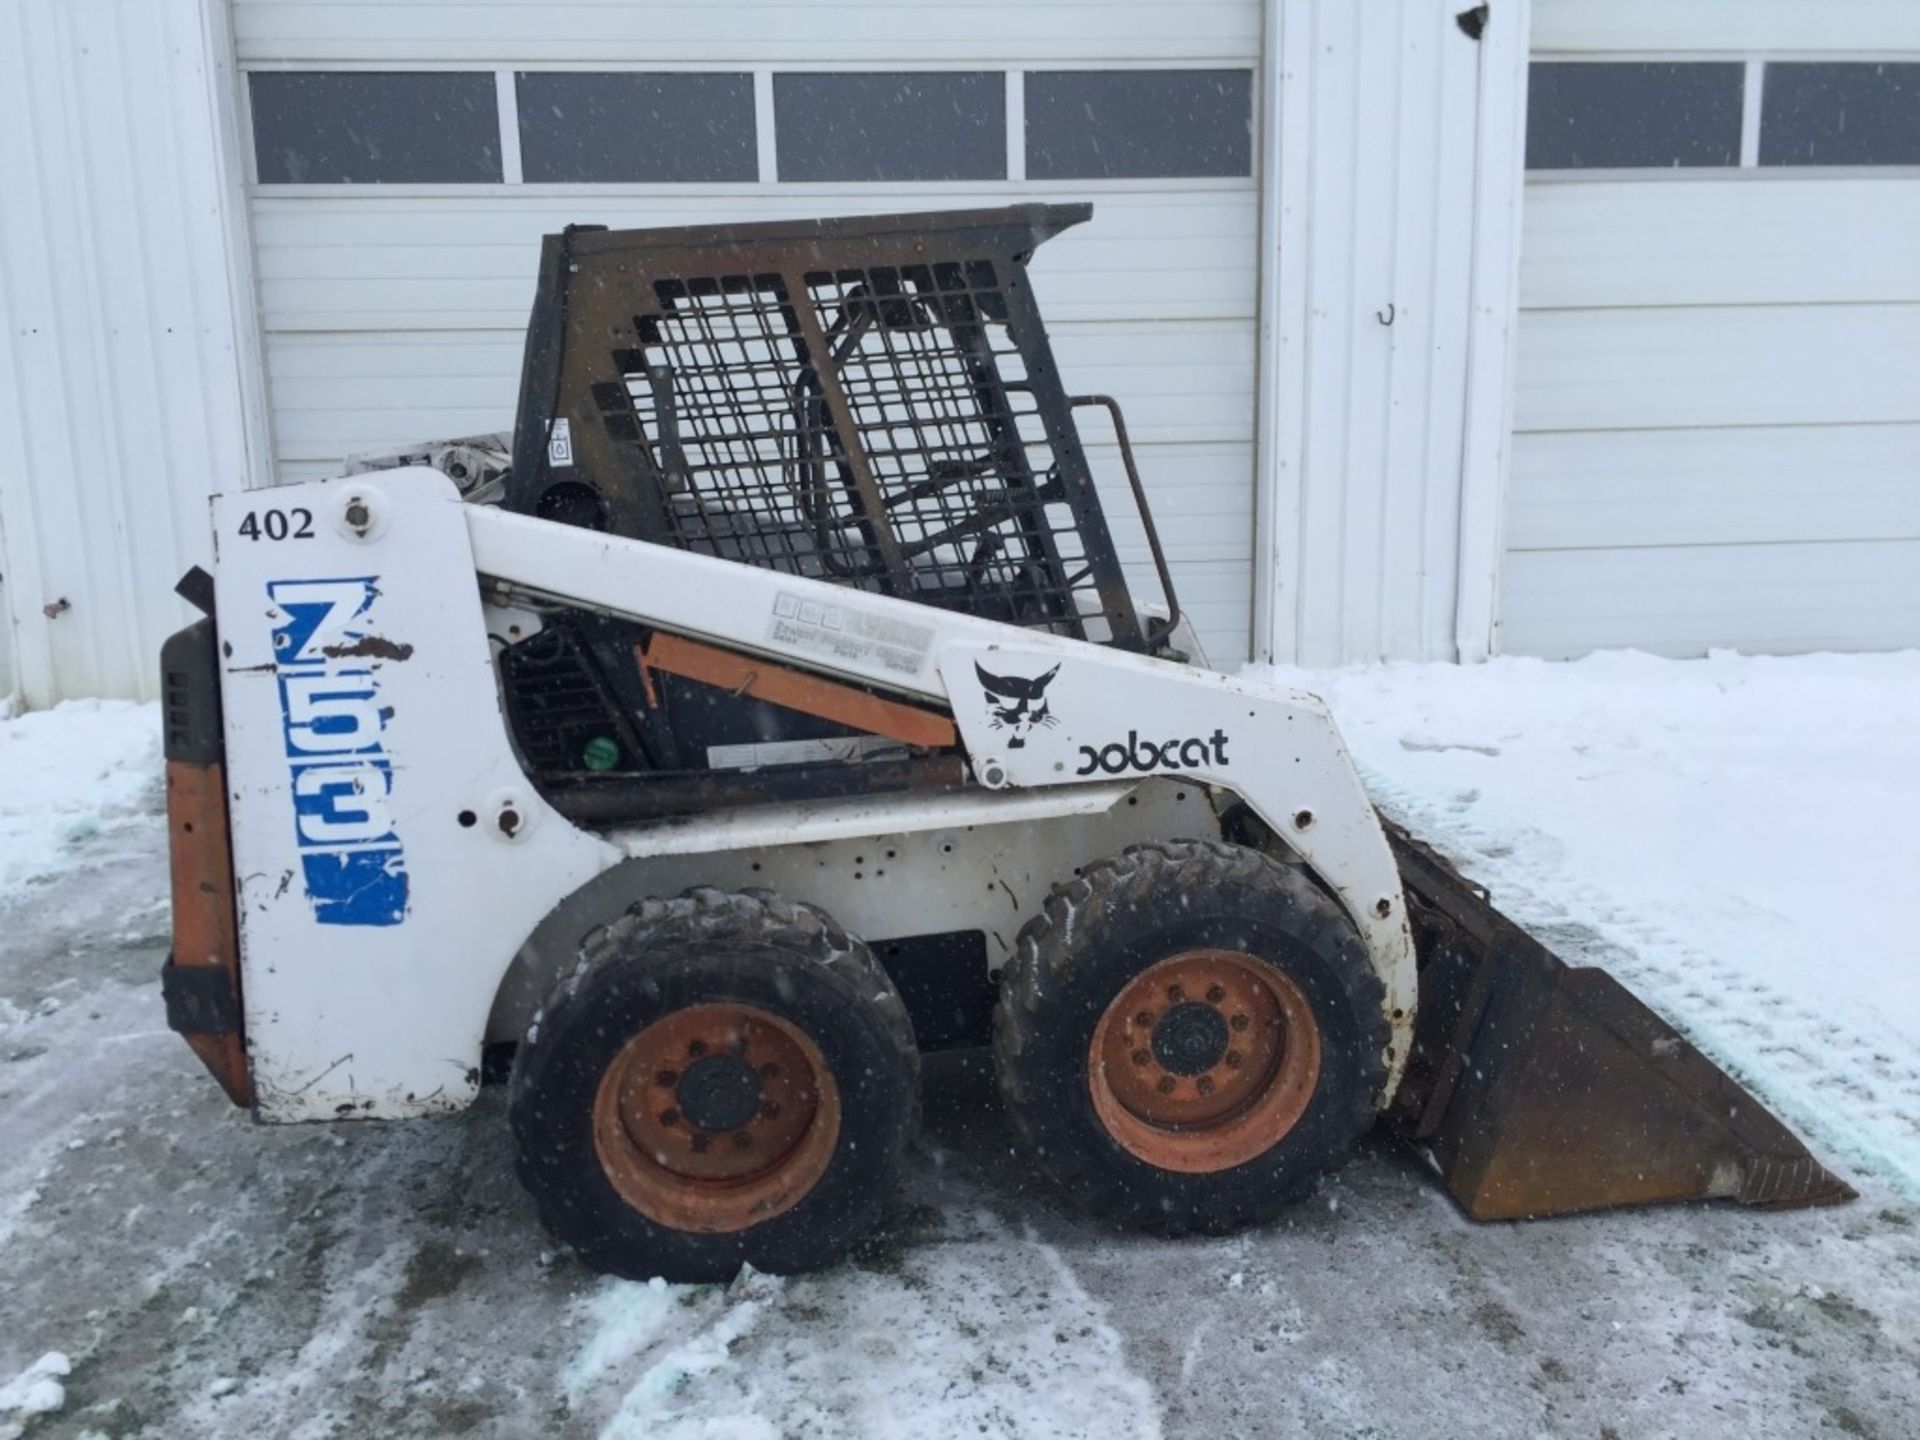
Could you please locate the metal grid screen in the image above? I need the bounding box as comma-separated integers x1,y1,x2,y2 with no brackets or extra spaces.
608,260,1108,640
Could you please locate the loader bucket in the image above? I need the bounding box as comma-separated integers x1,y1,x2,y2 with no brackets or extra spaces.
1383,823,1854,1220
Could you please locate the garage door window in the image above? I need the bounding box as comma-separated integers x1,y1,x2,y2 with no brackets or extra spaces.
516,73,757,183
1760,63,1920,168
249,71,501,184
1526,62,1743,170
1025,70,1253,179
773,73,1005,182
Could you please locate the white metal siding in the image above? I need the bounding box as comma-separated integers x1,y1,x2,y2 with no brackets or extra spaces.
1505,7,1920,658
236,4,1263,661
1257,0,1529,665
0,0,261,706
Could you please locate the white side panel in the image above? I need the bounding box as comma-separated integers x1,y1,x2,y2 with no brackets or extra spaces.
1258,0,1525,665
0,0,258,706
213,472,616,1118
233,0,1262,64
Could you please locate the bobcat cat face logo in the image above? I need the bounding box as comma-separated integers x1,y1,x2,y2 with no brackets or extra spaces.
975,662,1061,749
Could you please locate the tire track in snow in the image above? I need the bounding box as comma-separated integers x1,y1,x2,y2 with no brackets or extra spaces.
566,1209,1163,1440
1368,774,1920,1201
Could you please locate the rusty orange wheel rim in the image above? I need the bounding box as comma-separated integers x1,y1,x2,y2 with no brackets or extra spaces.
592,1003,841,1233
1088,950,1321,1174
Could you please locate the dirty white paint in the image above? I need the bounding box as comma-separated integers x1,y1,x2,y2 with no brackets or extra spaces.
0,0,268,709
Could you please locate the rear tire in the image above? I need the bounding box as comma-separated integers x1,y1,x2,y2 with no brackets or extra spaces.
509,887,918,1282
994,840,1387,1233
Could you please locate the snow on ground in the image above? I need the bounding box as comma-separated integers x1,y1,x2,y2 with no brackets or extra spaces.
0,701,159,897
566,1217,1157,1440
1,654,1918,1439
1252,650,1920,1198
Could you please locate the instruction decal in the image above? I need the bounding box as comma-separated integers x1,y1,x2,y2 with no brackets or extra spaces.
547,417,574,468
768,591,932,678
267,577,410,927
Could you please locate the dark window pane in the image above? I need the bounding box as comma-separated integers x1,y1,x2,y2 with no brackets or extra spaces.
1026,70,1252,180
1761,63,1920,167
774,72,1004,182
1527,62,1742,169
517,72,756,182
250,71,500,184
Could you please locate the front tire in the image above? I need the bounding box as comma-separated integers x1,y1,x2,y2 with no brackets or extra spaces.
509,887,918,1282
994,840,1387,1232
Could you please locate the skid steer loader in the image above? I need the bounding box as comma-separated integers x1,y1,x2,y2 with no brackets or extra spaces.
160,206,1850,1281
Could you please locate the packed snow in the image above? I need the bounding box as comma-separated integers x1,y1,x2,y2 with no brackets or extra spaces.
1,653,1917,1438
0,701,159,897
0,1352,70,1439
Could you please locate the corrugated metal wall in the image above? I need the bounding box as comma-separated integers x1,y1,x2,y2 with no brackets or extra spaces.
1257,0,1528,665
0,0,261,707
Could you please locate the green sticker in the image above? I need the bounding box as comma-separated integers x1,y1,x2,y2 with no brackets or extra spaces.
582,736,621,772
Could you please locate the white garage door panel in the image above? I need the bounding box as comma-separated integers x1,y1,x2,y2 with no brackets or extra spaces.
1502,541,1920,659
1514,305,1920,433
251,191,1256,330
233,1,1259,64
240,0,1261,660
265,318,1250,453
1522,180,1920,311
1509,425,1920,551
1532,0,1920,54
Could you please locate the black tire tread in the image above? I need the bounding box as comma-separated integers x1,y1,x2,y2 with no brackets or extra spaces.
993,839,1389,1233
508,886,917,1278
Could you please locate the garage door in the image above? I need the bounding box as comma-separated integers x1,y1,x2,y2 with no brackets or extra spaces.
232,2,1263,661
1502,1,1920,658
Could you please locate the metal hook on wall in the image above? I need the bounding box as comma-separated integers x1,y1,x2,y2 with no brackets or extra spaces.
1376,302,1396,327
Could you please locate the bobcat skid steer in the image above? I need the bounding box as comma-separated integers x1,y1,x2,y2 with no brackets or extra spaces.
160,206,1851,1281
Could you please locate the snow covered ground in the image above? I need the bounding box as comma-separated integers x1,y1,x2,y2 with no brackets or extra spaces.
2,654,1917,1439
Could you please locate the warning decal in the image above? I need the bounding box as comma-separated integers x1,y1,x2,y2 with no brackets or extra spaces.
768,591,933,677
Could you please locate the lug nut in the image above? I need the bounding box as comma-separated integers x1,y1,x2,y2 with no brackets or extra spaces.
656,1069,679,1087
1157,1076,1177,1094
687,1040,707,1058
732,1131,753,1150
758,1062,779,1079
1167,984,1185,1003
658,1109,680,1127
689,1133,711,1152
1225,1051,1244,1069
761,1101,782,1120
1197,1076,1216,1096
1131,1049,1152,1067
1206,984,1226,1004
1230,1014,1250,1033
1135,1010,1154,1029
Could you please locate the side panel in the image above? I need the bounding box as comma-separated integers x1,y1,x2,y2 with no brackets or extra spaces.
212,470,616,1119
942,640,1417,1091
